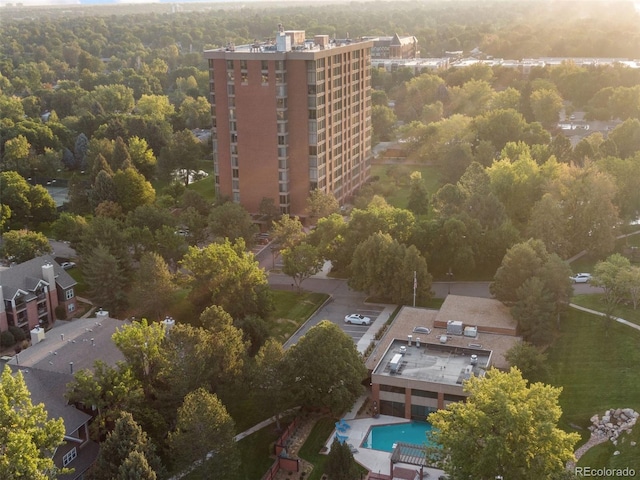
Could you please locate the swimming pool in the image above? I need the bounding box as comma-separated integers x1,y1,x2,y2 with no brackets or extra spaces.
363,421,434,452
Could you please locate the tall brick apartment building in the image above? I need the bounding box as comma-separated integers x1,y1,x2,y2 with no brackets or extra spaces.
204,27,373,218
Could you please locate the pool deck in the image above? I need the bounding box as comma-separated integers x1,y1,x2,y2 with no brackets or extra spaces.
324,415,445,477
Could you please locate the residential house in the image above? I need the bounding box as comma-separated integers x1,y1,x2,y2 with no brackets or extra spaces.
0,255,77,336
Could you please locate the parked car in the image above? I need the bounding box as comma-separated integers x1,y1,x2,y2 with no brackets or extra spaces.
344,314,371,325
61,261,76,270
570,273,591,283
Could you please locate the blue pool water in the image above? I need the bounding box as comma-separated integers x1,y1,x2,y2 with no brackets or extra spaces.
363,421,433,452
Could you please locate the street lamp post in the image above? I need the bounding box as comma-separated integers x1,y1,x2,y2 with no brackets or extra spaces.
446,268,454,295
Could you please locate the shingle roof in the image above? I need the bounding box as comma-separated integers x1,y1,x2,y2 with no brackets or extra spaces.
0,254,77,299
8,365,91,434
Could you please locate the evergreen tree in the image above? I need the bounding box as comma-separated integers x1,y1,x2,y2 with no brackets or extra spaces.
325,438,359,480
88,412,163,480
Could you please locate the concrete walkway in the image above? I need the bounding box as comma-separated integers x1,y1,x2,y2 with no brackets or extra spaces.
569,303,640,332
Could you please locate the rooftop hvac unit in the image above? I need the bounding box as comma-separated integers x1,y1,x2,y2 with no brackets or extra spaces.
464,326,478,338
439,335,448,344
389,353,403,373
470,354,478,365
447,320,464,336
30,326,45,344
399,346,407,355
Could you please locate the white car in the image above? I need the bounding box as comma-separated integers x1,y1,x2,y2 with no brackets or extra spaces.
570,273,592,283
344,314,371,325
61,262,76,270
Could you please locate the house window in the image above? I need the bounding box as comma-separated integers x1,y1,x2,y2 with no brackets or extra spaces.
65,289,74,300
63,447,77,467
68,303,75,312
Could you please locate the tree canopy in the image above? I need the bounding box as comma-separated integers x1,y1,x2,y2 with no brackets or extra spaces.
429,367,579,480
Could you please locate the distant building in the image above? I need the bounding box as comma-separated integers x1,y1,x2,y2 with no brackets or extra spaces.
364,33,419,59
0,255,77,336
204,27,373,218
367,296,521,419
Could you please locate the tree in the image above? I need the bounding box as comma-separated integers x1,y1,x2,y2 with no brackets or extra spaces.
349,232,432,305
619,266,640,310
157,321,245,407
371,104,396,143
0,171,55,229
128,252,177,321
65,361,145,440
407,171,429,215
591,253,631,316
112,319,166,392
325,438,360,480
306,189,340,220
179,239,273,319
2,229,52,263
490,239,549,303
113,167,156,214
51,213,88,246
285,321,367,415
208,202,257,246
271,214,305,250
88,412,163,480
511,277,556,345
82,243,128,315
530,88,563,127
250,339,288,429
428,368,579,480
281,242,323,292
504,342,549,384
0,365,66,480
168,388,240,479
127,136,157,180
158,129,204,186
116,451,157,480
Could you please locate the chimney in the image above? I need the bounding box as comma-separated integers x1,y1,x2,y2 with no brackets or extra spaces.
41,263,55,286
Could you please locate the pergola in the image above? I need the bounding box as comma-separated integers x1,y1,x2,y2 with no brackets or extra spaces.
389,442,431,479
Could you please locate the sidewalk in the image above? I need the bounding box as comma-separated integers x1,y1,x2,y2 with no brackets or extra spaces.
356,304,397,355
569,303,640,332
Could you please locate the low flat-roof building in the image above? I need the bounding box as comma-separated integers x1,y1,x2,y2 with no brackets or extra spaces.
368,296,520,420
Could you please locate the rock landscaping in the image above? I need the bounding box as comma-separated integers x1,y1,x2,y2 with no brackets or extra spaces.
569,408,639,467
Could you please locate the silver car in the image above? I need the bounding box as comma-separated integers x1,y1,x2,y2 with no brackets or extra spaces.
344,314,371,325
570,273,592,283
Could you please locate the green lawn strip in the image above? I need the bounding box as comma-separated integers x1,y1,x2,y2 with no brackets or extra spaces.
237,422,286,480
298,417,336,480
544,309,640,467
269,290,329,342
571,294,640,326
66,267,88,296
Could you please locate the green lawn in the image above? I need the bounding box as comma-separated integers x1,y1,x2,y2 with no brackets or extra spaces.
237,422,286,480
369,164,442,209
187,175,216,203
544,308,640,473
298,417,335,480
572,294,640,326
269,290,329,343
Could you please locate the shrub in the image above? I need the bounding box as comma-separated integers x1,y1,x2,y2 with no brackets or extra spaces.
55,305,67,320
8,326,26,342
1,330,15,348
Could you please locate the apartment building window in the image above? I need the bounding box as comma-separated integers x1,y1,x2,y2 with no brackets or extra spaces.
232,179,239,190
307,71,317,84
261,60,268,70
241,72,248,84
227,70,234,82
233,192,240,202
230,145,238,155
63,448,77,467
231,156,238,167
308,109,317,120
276,85,287,97
228,97,235,107
309,168,318,181
226,60,234,69
232,169,239,178
276,98,287,109
308,85,317,95
277,110,288,121
65,289,74,300
279,158,288,169
229,121,237,131
278,147,288,158
276,72,285,84
262,73,269,85
230,133,238,143
240,60,247,70
275,60,285,71
227,84,235,95
333,54,341,64
279,194,289,205
317,58,325,68
277,122,287,134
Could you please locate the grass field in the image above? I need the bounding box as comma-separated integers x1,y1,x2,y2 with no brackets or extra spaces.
544,308,640,474
369,163,442,209
269,290,329,343
572,294,640,327
298,417,336,480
